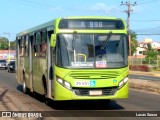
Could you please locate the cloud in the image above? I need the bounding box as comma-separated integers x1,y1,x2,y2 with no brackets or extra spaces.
90,2,122,15
91,3,109,12
48,3,114,14
48,2,123,15
91,3,109,11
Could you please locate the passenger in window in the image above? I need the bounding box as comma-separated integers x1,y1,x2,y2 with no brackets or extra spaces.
42,43,47,56
20,48,24,57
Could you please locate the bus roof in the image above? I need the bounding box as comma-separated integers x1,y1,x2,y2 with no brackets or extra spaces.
16,19,56,37
16,16,125,37
61,16,120,19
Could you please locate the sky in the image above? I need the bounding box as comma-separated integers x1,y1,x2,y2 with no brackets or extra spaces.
0,0,160,43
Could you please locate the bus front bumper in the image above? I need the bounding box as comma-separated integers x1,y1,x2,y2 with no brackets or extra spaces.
53,81,129,101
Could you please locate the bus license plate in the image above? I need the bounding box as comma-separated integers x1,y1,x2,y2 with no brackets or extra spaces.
89,90,102,96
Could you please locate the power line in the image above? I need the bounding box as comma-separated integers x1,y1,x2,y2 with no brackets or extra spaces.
133,27,160,33
138,0,159,5
136,34,160,35
7,0,127,15
8,0,75,12
106,5,126,13
131,20,160,22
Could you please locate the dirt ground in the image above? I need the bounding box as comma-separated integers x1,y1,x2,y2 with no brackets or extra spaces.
129,79,160,94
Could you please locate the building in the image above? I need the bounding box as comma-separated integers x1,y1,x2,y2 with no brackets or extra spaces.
133,38,160,58
0,50,16,60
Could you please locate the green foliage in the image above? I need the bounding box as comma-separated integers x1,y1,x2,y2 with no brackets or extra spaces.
0,37,9,50
0,37,16,50
130,31,138,56
145,43,158,64
10,41,16,50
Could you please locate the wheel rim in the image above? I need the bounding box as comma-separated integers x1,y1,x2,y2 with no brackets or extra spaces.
23,81,26,93
23,74,26,93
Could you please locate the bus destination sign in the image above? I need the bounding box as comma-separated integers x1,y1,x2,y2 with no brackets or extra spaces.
59,19,124,29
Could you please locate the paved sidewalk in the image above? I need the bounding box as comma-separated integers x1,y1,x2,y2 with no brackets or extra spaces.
129,70,160,77
129,70,160,94
129,79,160,94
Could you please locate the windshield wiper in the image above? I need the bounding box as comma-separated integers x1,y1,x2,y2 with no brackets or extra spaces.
100,31,112,50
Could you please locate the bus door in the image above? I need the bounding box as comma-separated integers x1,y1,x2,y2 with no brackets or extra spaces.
47,29,54,98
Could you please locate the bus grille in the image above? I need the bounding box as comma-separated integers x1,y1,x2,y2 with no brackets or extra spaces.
69,71,120,79
73,87,117,96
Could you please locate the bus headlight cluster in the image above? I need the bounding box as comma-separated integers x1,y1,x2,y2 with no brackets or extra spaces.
57,77,71,90
118,77,128,89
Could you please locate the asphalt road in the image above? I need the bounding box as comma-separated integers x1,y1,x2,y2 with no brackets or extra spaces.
129,74,160,81
0,68,18,91
0,69,160,120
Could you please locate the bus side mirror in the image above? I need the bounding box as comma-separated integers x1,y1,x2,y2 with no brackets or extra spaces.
50,34,56,47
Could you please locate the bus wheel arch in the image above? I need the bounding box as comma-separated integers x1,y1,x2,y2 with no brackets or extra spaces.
42,75,47,96
42,75,50,105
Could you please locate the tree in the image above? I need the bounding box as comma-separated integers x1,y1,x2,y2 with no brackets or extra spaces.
10,41,16,50
130,31,138,56
0,37,9,50
145,43,158,64
0,37,16,50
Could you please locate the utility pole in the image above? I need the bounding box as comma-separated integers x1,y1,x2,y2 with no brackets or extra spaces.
121,1,137,56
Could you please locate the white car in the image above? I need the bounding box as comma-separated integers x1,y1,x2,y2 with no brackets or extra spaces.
0,60,7,69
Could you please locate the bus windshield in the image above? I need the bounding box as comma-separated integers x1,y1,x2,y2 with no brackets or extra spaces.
56,33,128,68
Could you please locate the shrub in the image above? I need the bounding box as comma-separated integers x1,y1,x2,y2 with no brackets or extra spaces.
129,65,150,72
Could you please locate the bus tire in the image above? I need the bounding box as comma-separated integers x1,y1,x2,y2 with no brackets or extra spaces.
22,73,27,94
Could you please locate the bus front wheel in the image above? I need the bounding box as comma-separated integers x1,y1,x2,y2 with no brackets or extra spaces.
22,74,27,94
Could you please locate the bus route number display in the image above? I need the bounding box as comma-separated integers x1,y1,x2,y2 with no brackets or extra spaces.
59,19,124,29
82,21,103,28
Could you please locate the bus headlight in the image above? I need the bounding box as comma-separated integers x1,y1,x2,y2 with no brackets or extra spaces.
57,77,71,90
118,77,128,89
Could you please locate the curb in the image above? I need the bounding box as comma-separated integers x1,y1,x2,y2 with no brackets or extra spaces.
129,78,160,94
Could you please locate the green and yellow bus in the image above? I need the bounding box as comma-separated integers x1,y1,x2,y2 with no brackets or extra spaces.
16,16,129,104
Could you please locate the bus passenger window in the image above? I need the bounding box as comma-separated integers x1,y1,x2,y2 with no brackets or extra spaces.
20,47,24,57
42,43,46,56
20,38,25,57
34,45,37,57
40,43,46,57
